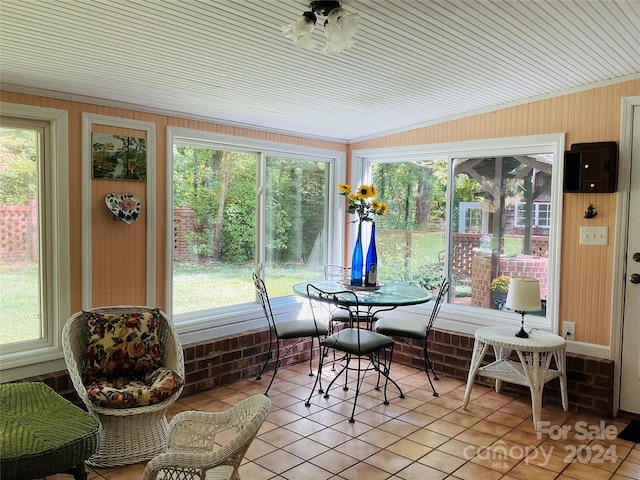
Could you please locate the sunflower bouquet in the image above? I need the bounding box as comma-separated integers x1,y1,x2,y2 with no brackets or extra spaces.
337,183,388,223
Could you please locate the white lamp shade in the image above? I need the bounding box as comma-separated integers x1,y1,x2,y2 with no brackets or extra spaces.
505,277,541,312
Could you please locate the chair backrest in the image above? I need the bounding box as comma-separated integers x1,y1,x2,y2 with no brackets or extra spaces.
324,264,350,281
62,306,185,413
306,283,368,340
426,278,450,333
253,273,276,332
146,394,271,480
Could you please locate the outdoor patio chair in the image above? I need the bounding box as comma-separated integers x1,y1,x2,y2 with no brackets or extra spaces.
253,273,328,395
62,306,185,467
375,277,450,396
304,284,398,422
143,394,271,480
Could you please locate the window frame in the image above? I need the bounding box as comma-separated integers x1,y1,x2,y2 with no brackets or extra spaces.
166,127,346,344
0,103,70,382
352,133,565,335
515,201,552,229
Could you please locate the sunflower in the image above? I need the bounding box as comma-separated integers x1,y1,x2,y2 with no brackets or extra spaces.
337,182,388,223
356,184,374,199
338,183,351,194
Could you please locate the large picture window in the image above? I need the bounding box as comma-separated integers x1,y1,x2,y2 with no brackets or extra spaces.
0,122,43,346
0,103,70,381
353,134,563,333
168,128,344,326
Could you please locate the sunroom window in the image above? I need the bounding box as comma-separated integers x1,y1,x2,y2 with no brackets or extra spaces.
0,122,44,346
169,128,343,320
354,134,563,332
0,103,70,381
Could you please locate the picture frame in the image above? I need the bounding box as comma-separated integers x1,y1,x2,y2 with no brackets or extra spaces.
91,133,147,180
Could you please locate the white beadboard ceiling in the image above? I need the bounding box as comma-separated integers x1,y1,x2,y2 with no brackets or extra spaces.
1,0,639,142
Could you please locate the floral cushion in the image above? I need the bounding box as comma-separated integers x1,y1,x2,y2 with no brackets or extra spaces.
83,310,162,381
85,368,184,408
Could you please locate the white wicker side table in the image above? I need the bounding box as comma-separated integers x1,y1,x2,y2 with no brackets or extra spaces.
461,325,568,430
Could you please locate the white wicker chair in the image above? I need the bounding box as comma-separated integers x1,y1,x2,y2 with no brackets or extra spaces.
62,306,185,468
143,394,271,480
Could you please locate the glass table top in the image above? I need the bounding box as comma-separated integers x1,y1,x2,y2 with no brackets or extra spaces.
292,279,433,307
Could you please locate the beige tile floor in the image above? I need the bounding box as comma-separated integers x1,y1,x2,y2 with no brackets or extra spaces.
49,363,639,480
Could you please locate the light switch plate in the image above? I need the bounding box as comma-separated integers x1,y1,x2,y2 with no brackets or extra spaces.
580,226,608,246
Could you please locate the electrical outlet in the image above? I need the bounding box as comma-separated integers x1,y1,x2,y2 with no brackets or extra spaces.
562,321,575,339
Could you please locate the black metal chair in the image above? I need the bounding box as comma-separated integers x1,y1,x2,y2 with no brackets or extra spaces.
374,277,450,397
304,284,399,422
323,265,378,329
253,273,328,396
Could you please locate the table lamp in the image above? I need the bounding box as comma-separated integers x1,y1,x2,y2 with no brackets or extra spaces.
505,277,541,338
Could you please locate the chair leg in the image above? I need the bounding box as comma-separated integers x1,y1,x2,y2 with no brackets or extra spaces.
257,328,275,381
423,341,439,397
305,345,327,407
263,340,282,396
323,354,349,399
379,347,392,405
68,463,88,480
374,346,403,400
308,337,315,377
348,355,363,422
426,350,439,380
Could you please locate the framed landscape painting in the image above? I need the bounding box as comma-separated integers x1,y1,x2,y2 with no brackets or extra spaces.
92,133,147,180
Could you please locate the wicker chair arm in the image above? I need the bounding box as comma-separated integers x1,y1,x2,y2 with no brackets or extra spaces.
61,311,94,410
166,410,233,449
158,311,185,378
143,447,239,480
145,396,271,480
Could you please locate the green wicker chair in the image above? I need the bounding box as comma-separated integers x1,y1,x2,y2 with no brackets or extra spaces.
0,382,101,480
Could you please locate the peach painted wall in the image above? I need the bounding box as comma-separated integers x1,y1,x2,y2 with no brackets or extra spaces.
3,79,639,346
0,90,347,313
350,79,640,345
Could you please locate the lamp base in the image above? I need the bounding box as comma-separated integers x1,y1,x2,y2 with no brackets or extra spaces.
515,311,529,338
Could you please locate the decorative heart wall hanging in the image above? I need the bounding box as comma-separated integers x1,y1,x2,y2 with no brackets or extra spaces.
105,193,141,224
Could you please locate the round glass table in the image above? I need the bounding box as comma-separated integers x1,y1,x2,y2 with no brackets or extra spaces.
292,279,433,314
293,279,434,410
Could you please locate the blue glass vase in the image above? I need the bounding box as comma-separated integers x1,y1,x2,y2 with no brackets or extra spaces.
365,222,378,287
350,221,364,286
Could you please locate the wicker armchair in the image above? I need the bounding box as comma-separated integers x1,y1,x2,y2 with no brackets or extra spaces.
143,394,271,480
62,306,185,468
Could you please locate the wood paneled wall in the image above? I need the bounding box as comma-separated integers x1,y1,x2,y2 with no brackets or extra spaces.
351,79,640,345
0,90,347,313
3,78,639,346
90,125,148,306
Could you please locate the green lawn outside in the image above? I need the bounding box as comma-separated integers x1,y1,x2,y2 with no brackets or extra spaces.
0,266,40,344
0,232,527,343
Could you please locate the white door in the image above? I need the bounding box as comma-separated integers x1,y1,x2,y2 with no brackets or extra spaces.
620,105,640,414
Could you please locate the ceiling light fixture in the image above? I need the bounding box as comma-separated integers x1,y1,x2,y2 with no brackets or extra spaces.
282,1,360,54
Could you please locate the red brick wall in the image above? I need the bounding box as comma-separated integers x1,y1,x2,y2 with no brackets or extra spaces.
471,254,548,309
173,206,196,262
425,329,613,415
22,327,614,418
0,198,37,265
